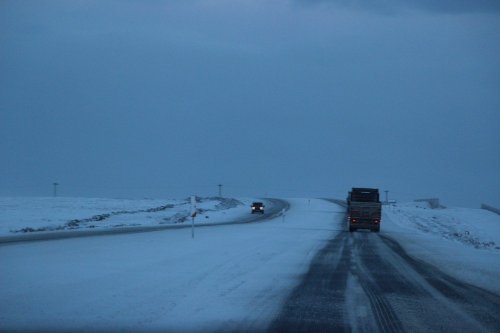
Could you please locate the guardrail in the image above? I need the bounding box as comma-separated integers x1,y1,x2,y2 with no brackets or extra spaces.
481,204,500,215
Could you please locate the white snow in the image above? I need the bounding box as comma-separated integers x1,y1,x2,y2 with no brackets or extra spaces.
0,198,342,332
1,197,499,332
382,201,500,294
0,196,264,236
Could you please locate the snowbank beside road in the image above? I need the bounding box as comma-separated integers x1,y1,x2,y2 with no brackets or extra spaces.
383,202,500,294
0,197,265,236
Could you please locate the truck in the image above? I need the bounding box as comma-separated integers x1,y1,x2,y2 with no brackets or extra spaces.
347,188,381,232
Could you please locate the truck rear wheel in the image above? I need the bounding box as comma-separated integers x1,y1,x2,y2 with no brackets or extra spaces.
372,226,380,232
349,226,356,232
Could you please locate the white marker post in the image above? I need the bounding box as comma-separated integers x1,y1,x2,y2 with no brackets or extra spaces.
282,208,286,223
191,196,196,239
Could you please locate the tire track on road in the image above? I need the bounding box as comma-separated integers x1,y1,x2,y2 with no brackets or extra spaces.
268,231,348,333
269,198,500,332
379,235,500,332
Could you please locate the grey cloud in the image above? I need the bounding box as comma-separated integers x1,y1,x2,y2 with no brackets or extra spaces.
1,0,499,207
297,0,500,14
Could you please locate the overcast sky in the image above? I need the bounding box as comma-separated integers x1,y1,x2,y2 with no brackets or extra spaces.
1,0,499,207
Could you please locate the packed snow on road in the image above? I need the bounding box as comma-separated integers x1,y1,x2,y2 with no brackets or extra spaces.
383,201,500,294
1,197,499,332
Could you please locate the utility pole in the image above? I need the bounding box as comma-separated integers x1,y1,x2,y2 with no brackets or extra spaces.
385,190,389,204
53,182,59,197
218,184,223,197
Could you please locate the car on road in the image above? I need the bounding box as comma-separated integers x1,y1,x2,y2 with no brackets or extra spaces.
251,202,265,214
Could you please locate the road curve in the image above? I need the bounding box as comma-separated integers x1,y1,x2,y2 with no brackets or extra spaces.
268,200,500,333
0,198,289,244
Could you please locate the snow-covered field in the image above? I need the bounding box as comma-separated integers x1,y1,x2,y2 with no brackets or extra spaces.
0,196,261,236
383,201,500,294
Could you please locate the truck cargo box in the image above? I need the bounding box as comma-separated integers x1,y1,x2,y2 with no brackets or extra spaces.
347,188,381,232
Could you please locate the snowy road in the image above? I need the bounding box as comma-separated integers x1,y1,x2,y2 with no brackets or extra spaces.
2,198,499,333
0,198,341,332
270,210,500,332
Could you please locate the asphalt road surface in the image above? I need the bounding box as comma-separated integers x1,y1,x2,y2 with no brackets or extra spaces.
269,210,500,332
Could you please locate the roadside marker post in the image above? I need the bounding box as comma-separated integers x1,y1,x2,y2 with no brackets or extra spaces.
191,213,196,239
191,196,196,239
282,208,286,223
